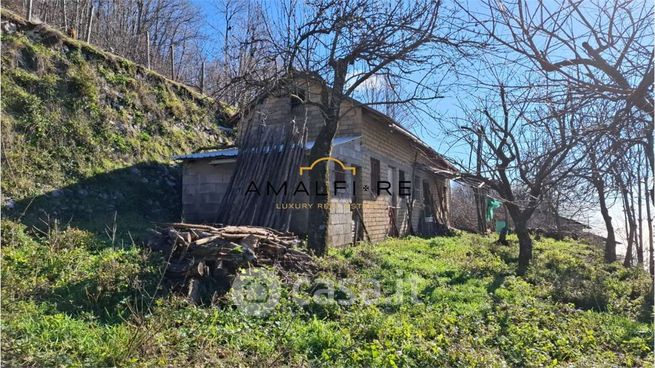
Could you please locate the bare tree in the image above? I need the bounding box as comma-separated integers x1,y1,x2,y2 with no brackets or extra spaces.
6,0,207,87
572,106,626,263
251,0,470,255
462,0,654,172
450,184,478,232
585,146,619,262
457,84,584,274
457,0,654,272
206,0,275,106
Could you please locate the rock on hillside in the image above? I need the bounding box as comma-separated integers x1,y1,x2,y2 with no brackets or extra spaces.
0,9,233,239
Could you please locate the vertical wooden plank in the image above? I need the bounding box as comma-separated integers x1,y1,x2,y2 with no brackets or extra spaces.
85,5,94,43
200,61,205,93
170,45,175,80
62,0,68,29
27,0,33,21
146,31,151,69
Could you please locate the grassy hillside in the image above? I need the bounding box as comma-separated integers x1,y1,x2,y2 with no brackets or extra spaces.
2,223,652,367
1,9,652,368
1,9,232,239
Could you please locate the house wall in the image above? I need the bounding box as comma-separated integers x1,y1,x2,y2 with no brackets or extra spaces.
181,159,235,223
236,85,365,247
327,197,353,247
238,89,361,143
325,138,364,246
359,110,450,241
182,84,452,246
288,138,363,246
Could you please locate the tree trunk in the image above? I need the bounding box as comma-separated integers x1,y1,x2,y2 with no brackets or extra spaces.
306,67,347,256
515,219,532,275
306,121,337,256
645,166,654,277
622,188,635,267
636,157,644,264
593,178,616,262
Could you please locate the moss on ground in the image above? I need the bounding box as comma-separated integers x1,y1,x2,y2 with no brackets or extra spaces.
1,222,652,367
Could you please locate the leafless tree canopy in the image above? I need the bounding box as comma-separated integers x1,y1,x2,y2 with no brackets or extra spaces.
452,0,653,272
456,83,586,273
462,0,653,169
5,0,206,85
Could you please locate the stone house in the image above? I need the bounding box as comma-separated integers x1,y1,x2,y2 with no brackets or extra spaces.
174,78,457,246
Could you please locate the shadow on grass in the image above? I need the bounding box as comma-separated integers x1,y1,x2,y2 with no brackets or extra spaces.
41,260,163,325
6,161,182,245
3,162,181,324
486,274,506,295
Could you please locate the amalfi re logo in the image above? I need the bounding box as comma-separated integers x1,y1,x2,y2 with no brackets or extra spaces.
299,157,356,176
245,156,411,208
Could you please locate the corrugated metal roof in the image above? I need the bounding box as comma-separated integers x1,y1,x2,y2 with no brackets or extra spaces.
173,135,360,161
173,147,239,160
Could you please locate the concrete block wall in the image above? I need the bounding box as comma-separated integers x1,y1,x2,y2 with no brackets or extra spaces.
182,79,452,244
327,197,353,247
359,110,451,240
362,195,391,242
182,160,235,223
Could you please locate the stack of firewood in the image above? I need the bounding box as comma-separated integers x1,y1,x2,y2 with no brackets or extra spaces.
148,223,316,303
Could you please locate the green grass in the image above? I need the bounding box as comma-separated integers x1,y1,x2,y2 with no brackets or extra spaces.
1,27,232,241
1,11,652,367
2,220,652,367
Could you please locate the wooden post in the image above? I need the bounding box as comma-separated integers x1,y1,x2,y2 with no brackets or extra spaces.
473,126,487,234
85,5,94,43
146,31,151,69
63,0,68,29
27,0,33,21
169,45,175,80
74,1,80,32
645,166,653,276
200,61,205,93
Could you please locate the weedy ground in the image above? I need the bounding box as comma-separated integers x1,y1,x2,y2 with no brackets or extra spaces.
1,11,653,368
2,220,652,367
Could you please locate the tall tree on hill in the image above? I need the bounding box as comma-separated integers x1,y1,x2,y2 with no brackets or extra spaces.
252,0,472,255
457,84,584,274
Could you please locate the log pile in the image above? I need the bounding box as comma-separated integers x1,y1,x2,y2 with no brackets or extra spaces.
149,223,317,304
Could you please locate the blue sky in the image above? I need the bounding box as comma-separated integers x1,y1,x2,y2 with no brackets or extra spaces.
190,0,473,163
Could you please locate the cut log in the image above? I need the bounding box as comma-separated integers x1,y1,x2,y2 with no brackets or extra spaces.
149,223,317,304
